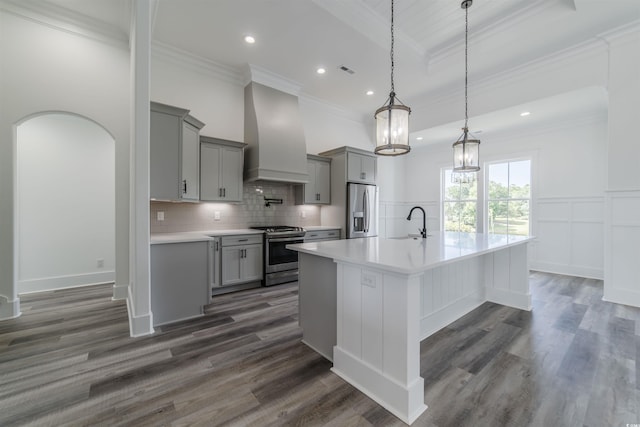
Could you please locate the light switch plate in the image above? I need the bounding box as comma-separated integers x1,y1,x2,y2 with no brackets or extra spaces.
214,211,221,220
157,211,164,221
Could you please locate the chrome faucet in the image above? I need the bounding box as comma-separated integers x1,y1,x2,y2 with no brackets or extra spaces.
407,206,427,238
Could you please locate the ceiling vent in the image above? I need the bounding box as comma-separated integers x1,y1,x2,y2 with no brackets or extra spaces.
338,65,355,75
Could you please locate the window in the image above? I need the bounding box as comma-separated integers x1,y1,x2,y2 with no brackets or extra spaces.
486,160,531,236
442,169,478,232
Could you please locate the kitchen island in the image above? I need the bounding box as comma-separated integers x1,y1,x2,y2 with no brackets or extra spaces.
288,232,533,425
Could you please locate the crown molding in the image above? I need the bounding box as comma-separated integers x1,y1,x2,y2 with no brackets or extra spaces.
299,93,364,124
311,0,425,60
0,0,128,48
598,19,640,43
411,110,607,152
243,64,303,96
428,0,552,67
412,34,608,111
478,111,608,145
151,41,243,86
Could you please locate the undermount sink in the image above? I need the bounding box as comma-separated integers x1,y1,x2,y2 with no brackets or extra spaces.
389,234,423,240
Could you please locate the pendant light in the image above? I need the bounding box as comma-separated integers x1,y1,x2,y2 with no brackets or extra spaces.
374,0,411,156
452,0,480,172
451,171,475,184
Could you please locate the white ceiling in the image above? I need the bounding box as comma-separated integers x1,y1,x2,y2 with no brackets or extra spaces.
40,0,639,145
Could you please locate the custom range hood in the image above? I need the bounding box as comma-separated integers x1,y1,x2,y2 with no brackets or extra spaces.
244,81,309,183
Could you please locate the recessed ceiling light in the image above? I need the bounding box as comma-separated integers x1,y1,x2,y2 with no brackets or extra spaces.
520,111,531,117
366,90,374,96
316,67,326,74
416,136,423,141
244,35,255,44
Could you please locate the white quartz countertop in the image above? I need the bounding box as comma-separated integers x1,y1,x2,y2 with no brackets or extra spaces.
150,229,263,244
288,232,534,274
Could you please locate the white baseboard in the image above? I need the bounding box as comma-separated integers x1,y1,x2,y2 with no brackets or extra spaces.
530,261,603,280
112,283,129,300
486,287,532,311
126,286,154,337
603,286,640,308
332,347,427,425
0,294,21,320
18,271,116,294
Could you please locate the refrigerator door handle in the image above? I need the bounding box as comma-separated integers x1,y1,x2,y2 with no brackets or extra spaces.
363,188,369,233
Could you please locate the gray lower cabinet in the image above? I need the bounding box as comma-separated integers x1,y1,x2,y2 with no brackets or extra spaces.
209,237,221,295
220,234,263,287
150,241,209,326
304,229,340,242
298,252,337,361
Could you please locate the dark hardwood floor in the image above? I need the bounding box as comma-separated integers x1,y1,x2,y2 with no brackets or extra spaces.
0,272,638,426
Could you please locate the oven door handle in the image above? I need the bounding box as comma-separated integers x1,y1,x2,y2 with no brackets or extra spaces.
268,237,305,243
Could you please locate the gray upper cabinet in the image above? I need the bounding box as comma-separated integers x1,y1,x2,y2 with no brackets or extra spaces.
200,136,246,202
295,154,331,205
150,101,205,202
347,151,377,184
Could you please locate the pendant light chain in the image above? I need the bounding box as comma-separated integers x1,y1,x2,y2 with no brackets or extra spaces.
464,3,468,130
390,0,395,95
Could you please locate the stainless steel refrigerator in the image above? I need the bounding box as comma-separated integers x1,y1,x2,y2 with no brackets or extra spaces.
347,182,379,238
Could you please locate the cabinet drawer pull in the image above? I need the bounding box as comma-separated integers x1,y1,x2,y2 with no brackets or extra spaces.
237,238,249,242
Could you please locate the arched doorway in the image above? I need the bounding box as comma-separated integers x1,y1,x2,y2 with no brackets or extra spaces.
16,113,115,294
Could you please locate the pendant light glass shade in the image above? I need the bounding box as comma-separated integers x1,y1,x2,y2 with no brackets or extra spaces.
374,0,411,157
451,170,476,184
452,127,480,171
375,93,411,156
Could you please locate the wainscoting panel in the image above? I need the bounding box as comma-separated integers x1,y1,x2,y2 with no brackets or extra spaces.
420,257,485,340
531,197,604,279
604,190,640,307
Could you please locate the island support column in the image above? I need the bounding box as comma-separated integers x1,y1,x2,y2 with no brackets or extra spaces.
331,261,427,425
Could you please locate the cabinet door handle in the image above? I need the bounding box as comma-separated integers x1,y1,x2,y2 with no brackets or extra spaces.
219,188,222,197
360,172,365,180
183,180,187,194
215,241,219,251
223,188,226,197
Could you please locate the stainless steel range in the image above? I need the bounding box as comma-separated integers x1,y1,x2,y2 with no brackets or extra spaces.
250,226,306,286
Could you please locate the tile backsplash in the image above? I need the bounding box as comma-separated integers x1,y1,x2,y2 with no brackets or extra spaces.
151,182,321,233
